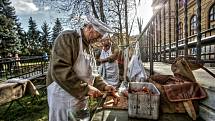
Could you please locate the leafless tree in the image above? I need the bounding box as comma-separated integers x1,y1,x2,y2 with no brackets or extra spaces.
43,0,139,45
90,0,99,19
137,17,143,34
98,0,106,22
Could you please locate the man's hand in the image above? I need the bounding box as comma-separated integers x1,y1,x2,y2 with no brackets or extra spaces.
104,85,120,105
87,85,103,98
104,85,116,92
98,59,104,63
97,58,109,63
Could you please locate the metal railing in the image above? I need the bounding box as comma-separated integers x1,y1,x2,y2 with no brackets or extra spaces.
137,0,215,74
0,56,49,80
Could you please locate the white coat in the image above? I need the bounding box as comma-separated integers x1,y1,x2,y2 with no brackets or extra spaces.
99,47,119,87
47,30,92,121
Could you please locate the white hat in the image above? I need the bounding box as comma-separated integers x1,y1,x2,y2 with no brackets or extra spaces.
85,15,114,35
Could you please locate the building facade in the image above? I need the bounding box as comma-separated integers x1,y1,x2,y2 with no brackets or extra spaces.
140,0,215,66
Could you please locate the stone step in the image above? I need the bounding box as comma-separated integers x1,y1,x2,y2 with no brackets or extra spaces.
199,86,215,121
200,86,215,111
199,104,215,121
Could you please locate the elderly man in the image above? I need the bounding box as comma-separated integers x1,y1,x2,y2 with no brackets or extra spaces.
46,16,118,121
97,35,119,87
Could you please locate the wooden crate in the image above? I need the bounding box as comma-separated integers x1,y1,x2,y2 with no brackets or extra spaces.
128,82,160,120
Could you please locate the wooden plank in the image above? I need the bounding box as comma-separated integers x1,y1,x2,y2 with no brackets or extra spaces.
103,95,128,110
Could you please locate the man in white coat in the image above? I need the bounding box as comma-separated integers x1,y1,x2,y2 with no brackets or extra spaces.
47,15,119,121
97,36,120,87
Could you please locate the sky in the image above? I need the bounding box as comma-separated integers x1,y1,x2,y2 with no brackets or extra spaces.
133,0,153,35
11,0,153,35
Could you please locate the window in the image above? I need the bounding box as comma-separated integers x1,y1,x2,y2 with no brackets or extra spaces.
191,48,197,55
179,22,183,40
190,15,197,35
209,4,215,28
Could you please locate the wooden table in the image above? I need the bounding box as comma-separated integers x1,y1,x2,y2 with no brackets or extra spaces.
91,95,204,121
91,109,205,121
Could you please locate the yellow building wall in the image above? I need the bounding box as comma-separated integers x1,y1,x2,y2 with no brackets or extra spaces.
148,0,215,64
153,0,215,44
178,0,215,34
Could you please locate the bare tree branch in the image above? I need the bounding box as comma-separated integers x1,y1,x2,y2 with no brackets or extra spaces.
98,0,106,22
90,0,99,19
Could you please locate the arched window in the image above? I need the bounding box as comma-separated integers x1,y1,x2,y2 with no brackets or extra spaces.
179,22,183,40
190,15,197,35
209,4,215,28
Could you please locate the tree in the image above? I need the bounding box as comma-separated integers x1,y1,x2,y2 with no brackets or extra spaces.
16,21,28,55
3,0,16,20
0,0,20,56
137,17,143,34
41,21,51,53
124,0,129,45
108,0,125,45
27,17,41,55
20,31,29,55
51,18,63,46
42,0,138,45
90,0,98,19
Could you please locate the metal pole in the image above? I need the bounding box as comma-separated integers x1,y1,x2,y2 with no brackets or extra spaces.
147,31,149,62
168,0,171,61
196,0,201,62
184,0,188,57
163,6,166,61
153,21,156,62
156,15,159,61
159,11,162,61
175,0,179,58
149,26,154,75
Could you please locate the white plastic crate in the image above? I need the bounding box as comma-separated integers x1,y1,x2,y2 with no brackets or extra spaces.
128,82,160,120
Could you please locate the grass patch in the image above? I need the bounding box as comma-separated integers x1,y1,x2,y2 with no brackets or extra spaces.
0,94,100,121
0,95,48,121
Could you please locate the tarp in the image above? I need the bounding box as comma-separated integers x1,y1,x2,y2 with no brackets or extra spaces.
0,78,39,105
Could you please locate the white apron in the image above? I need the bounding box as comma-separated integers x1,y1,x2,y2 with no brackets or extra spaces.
47,30,93,121
99,47,119,87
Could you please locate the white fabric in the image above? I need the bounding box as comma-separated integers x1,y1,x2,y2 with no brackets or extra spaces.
47,30,92,121
101,33,109,39
6,78,29,84
85,15,114,35
73,30,94,85
134,41,141,56
127,55,147,82
47,82,90,121
127,42,147,82
91,50,99,77
99,47,119,86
